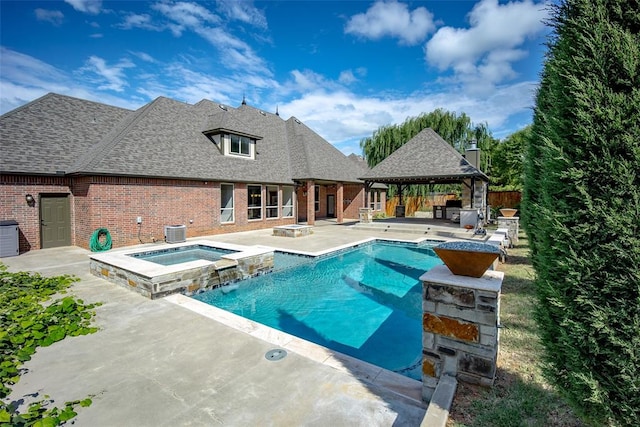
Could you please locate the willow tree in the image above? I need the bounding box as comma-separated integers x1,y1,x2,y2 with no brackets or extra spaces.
360,109,496,197
522,0,640,425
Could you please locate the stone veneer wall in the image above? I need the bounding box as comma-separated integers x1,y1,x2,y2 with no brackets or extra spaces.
90,251,274,299
420,265,504,401
497,216,519,246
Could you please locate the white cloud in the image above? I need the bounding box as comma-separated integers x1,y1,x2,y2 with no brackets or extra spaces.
141,1,270,73
425,0,548,93
79,56,135,92
64,0,102,15
338,68,367,85
275,71,538,154
339,70,357,85
0,48,140,114
345,0,436,45
130,51,156,63
118,13,163,31
151,1,220,35
35,9,64,26
215,0,267,29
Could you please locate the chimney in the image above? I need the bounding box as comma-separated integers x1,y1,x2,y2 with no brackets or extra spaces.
465,140,481,171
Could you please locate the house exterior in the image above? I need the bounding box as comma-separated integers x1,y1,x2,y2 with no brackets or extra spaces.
0,93,384,253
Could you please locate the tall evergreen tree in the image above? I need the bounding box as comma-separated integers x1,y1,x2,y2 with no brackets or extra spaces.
522,1,640,425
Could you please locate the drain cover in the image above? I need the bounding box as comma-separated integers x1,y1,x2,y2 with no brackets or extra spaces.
265,349,287,361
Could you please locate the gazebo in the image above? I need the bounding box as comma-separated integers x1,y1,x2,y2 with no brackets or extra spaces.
359,128,489,221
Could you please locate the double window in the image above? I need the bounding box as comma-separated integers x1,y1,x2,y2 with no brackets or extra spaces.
230,134,251,156
248,185,262,220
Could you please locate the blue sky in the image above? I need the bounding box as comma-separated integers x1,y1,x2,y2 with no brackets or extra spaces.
0,0,550,155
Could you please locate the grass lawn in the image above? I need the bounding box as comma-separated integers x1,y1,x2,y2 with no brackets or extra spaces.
446,233,586,427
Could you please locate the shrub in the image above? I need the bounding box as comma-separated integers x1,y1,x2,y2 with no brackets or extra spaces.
522,0,640,425
0,264,100,425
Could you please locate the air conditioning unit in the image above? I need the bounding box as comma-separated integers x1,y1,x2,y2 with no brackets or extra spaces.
164,225,186,243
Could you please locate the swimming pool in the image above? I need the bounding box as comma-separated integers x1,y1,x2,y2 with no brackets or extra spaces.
193,241,443,380
128,244,238,266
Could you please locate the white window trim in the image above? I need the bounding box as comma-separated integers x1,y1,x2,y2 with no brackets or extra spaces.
223,133,256,159
282,186,294,218
220,183,235,224
266,185,279,220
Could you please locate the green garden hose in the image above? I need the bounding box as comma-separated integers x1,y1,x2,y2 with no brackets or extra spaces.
89,228,112,252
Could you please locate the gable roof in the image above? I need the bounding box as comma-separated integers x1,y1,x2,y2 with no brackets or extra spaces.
360,128,489,184
1,93,368,185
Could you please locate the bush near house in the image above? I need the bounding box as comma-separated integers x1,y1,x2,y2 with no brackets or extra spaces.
522,0,640,425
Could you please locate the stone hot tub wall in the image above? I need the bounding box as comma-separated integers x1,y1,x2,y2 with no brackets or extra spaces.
420,265,504,401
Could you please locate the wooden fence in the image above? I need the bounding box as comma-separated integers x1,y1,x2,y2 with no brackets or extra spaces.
487,191,521,209
385,194,458,217
385,191,522,217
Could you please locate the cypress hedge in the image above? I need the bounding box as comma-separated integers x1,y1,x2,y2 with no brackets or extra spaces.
522,0,640,425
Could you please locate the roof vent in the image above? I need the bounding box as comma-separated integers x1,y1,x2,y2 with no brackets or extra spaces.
259,111,266,116
294,118,301,124
219,104,228,111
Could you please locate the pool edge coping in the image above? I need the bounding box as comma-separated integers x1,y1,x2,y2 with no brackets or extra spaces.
164,293,426,407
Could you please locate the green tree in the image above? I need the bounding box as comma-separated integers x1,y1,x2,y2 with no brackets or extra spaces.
522,1,640,425
360,109,497,196
491,125,530,190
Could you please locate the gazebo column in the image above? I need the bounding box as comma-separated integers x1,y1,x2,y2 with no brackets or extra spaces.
337,182,344,223
306,180,315,225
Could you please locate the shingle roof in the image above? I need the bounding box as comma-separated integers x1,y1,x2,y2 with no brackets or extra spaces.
1,93,364,185
0,93,131,175
347,154,387,189
360,128,489,184
286,118,363,183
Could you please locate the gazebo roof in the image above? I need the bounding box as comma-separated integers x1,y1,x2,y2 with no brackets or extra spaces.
360,128,489,185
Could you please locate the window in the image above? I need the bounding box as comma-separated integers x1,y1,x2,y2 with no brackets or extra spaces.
266,186,279,219
247,185,262,220
315,185,320,212
230,134,251,156
369,189,382,211
282,187,294,218
220,184,234,223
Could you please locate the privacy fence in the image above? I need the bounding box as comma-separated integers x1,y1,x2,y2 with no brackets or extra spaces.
385,191,522,217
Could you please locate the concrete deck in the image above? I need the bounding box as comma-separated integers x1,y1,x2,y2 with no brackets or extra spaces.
1,220,476,426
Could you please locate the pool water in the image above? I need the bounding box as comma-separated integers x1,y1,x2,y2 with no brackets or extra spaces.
193,241,443,380
129,244,237,266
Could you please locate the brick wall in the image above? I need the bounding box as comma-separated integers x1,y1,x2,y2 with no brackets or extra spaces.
1,174,298,252
0,175,73,251
296,183,365,222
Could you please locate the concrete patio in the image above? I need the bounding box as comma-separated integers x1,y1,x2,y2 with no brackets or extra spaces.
1,220,479,426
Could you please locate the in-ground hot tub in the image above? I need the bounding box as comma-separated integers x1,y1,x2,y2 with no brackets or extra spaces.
90,240,274,299
273,224,313,238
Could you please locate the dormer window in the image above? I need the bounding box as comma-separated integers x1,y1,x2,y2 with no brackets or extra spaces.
202,128,261,160
230,134,251,156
